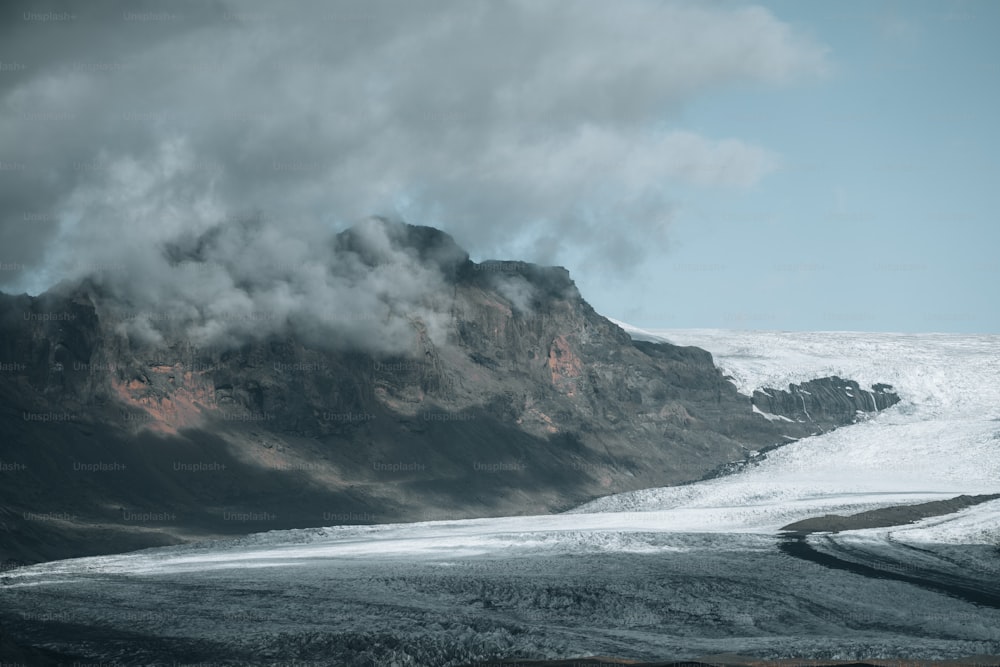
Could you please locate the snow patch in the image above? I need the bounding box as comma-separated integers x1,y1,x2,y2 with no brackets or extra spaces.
752,403,793,422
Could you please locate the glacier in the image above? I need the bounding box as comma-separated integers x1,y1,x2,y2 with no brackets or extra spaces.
2,329,998,665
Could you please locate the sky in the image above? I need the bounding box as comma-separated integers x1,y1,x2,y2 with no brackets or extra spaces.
594,0,1000,334
1,0,997,337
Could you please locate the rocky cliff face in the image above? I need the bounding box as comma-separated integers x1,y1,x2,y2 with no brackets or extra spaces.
0,221,899,565
751,378,898,430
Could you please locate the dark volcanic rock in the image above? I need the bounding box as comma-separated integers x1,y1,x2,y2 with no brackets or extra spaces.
781,493,1000,534
0,221,900,564
751,377,900,434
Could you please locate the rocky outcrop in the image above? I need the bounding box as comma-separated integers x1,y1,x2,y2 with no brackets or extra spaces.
0,221,901,564
781,493,1000,534
751,377,900,432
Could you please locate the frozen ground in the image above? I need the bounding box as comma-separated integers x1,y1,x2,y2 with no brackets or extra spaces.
2,330,999,665
587,328,1000,529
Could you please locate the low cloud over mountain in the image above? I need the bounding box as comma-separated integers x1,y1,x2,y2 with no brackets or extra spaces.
1,0,828,301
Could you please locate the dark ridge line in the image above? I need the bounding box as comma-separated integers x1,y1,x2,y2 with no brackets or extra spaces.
780,494,1000,534
778,534,1000,611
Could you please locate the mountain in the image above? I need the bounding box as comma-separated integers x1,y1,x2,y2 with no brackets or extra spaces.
0,219,898,565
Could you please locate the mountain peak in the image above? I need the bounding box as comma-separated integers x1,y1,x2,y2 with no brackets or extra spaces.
334,217,471,277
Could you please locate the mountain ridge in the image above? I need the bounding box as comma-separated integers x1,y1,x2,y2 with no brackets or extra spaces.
0,220,899,565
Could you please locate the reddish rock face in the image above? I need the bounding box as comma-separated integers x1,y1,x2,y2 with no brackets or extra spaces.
547,334,583,395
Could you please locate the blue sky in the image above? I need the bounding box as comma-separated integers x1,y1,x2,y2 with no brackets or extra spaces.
579,0,999,333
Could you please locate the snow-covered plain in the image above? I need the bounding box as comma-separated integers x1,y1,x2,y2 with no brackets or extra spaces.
3,330,999,665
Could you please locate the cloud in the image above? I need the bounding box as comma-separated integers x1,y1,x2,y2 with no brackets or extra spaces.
95,207,464,354
0,0,829,350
